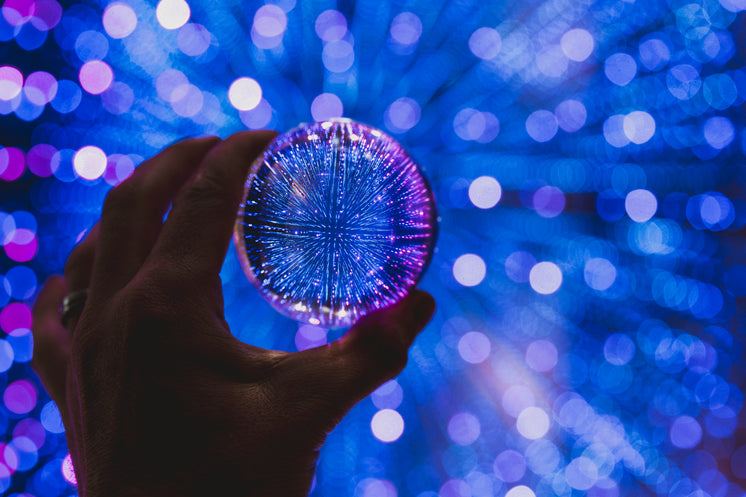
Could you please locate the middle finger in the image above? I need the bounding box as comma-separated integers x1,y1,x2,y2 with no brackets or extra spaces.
90,137,221,298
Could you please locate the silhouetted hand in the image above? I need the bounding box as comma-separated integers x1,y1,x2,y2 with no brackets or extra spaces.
31,132,436,497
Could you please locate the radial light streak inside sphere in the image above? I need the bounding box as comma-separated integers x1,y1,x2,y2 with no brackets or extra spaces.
235,119,437,328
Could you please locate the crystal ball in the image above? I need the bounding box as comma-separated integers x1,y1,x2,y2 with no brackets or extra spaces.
234,118,438,328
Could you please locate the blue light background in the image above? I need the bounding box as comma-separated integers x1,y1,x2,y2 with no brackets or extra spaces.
1,0,746,496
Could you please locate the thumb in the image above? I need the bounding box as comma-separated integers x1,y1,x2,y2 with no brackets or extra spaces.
31,275,71,405
278,290,435,421
339,290,436,392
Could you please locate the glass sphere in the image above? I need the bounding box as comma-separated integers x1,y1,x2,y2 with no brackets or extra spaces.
234,118,438,328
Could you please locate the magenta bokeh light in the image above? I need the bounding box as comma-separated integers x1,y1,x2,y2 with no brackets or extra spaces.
78,60,114,95
3,380,37,415
1,0,35,27
3,230,37,263
0,147,25,181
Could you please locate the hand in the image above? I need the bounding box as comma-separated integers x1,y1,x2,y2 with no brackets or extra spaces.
30,132,436,497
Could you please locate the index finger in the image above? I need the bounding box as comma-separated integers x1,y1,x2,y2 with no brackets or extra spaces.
145,130,277,286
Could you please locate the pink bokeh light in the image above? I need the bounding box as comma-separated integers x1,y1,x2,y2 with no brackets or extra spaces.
79,60,114,95
3,380,37,415
103,153,135,186
62,453,77,484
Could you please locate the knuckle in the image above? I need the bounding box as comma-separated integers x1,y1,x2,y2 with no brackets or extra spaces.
113,286,178,340
181,174,232,214
187,173,223,201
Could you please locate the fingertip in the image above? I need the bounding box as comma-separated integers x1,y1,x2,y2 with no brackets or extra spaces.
343,290,435,372
406,289,436,329
221,129,279,159
362,289,435,339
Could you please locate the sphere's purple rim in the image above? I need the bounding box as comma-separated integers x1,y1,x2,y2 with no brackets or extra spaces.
233,118,439,327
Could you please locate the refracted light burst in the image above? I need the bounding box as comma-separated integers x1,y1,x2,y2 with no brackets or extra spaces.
1,0,746,496
235,119,437,328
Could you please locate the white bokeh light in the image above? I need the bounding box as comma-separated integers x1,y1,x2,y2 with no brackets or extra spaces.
156,0,190,30
228,77,262,111
516,407,550,439
625,189,657,223
457,331,491,364
73,146,107,180
468,176,502,209
453,253,486,287
103,3,138,39
371,409,404,443
529,262,562,295
560,29,594,62
505,486,536,497
623,111,656,144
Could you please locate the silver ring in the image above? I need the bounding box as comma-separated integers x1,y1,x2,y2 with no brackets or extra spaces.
61,289,88,326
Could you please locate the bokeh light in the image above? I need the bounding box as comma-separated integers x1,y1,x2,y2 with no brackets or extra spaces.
228,77,262,111
102,2,137,39
156,0,190,30
468,176,501,209
78,60,113,95
2,0,746,495
560,29,594,62
371,409,404,443
453,254,486,287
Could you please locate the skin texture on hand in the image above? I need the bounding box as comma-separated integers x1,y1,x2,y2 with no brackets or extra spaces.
30,132,436,497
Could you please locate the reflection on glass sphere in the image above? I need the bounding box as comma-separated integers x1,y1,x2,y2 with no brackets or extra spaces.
235,118,438,328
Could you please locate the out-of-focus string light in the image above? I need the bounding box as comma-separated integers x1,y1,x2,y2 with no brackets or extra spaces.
371,409,404,443
78,60,113,95
468,176,501,209
560,28,594,62
311,93,343,121
529,261,562,295
102,2,137,39
384,97,420,134
156,0,190,30
469,27,501,60
228,77,262,111
73,146,106,181
0,66,23,101
315,10,346,42
1,0,746,495
453,254,486,287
